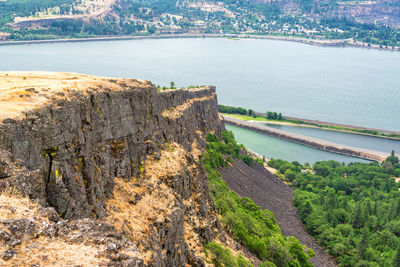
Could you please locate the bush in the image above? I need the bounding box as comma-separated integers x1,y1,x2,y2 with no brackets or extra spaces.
219,105,248,115
204,242,252,267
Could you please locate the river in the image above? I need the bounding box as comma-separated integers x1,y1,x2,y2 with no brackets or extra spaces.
0,38,399,131
0,37,398,162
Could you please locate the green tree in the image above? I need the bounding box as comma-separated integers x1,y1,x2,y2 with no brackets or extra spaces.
358,230,368,260
170,81,176,89
248,109,256,118
386,150,399,165
352,203,364,229
393,246,400,267
266,111,278,120
299,200,313,219
285,169,297,182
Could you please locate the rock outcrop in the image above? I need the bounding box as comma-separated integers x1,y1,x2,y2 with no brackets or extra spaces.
0,72,225,266
0,191,144,266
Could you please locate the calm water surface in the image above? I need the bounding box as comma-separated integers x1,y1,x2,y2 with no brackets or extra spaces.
265,124,400,154
226,124,370,164
0,38,399,131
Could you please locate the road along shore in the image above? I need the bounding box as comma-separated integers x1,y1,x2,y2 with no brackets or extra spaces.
224,116,389,162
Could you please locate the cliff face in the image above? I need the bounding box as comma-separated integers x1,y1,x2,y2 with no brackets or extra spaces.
0,72,225,266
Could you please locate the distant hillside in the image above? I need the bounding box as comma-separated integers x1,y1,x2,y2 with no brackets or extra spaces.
261,0,400,27
0,0,399,47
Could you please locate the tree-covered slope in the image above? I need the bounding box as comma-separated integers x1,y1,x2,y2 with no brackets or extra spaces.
267,152,400,266
203,131,315,266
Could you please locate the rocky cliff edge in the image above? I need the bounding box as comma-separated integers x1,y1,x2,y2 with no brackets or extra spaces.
0,72,239,266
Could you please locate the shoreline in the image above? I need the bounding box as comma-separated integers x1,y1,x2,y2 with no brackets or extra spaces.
282,114,400,135
0,33,398,52
262,120,400,141
225,112,400,140
224,116,389,162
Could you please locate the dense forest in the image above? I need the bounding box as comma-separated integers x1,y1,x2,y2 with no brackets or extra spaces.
203,131,314,266
267,151,400,266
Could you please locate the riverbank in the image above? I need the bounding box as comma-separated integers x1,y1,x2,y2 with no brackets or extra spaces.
224,116,388,162
224,113,400,140
0,33,398,52
282,114,400,136
0,34,215,46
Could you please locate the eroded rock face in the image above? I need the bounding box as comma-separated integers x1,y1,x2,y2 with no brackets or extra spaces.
0,151,46,203
0,74,224,266
0,151,13,179
0,83,222,218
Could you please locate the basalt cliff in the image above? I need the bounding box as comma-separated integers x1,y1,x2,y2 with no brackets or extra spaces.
0,72,233,266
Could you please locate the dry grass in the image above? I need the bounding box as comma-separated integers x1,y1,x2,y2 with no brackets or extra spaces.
0,189,41,220
145,143,187,177
0,237,107,267
105,142,204,264
0,190,109,267
161,93,216,119
106,177,176,264
184,221,207,262
0,71,152,121
0,137,255,266
191,133,205,161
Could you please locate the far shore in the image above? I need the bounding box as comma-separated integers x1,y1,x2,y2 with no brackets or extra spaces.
0,33,398,52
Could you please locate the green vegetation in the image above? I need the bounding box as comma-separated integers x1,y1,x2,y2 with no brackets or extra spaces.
266,111,283,121
0,0,399,48
204,242,252,267
156,81,178,91
268,152,400,266
187,85,205,89
219,105,400,140
156,82,207,91
219,104,248,115
203,131,314,266
221,113,284,123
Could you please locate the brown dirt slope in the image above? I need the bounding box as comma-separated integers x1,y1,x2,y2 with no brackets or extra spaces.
220,159,337,267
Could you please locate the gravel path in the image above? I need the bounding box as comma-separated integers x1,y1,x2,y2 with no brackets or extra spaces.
220,159,337,267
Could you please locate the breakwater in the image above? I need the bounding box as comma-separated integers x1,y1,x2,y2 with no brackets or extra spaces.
224,116,389,162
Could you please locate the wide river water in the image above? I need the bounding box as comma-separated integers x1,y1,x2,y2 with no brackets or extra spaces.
0,38,399,131
0,38,398,162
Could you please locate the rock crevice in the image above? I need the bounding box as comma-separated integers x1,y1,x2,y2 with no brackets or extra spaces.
0,72,224,266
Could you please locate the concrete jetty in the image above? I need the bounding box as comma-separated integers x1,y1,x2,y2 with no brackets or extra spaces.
224,116,389,162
